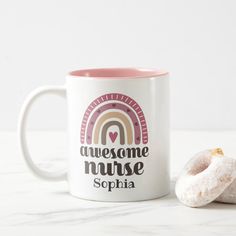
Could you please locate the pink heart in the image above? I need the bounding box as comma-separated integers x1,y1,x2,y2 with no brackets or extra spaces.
109,132,118,143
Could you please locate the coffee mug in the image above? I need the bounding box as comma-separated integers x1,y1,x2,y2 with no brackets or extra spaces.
18,68,170,201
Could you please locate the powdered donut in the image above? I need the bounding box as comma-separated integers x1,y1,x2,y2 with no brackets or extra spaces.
175,148,236,207
215,179,236,204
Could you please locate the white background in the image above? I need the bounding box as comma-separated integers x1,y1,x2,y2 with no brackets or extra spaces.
0,0,235,130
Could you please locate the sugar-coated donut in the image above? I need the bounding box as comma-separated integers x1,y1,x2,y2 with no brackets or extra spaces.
175,148,236,207
215,179,236,204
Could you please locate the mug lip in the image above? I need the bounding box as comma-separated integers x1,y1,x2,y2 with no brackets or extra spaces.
67,67,169,80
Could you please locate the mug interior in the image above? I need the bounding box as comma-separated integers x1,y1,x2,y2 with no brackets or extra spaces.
69,68,168,79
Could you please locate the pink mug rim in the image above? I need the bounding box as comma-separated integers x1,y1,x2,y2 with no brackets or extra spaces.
68,67,168,79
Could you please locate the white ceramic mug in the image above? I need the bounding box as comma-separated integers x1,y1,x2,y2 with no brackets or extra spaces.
18,68,170,201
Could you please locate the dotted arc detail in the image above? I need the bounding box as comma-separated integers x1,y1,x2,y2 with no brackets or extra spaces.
86,103,140,145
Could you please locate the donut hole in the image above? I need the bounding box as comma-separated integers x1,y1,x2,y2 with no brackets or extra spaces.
189,157,212,175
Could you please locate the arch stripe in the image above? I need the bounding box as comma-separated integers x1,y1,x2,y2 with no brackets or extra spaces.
101,121,125,145
93,112,133,145
86,103,141,145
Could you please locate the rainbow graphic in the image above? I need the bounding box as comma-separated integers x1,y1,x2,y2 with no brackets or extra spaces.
80,93,148,145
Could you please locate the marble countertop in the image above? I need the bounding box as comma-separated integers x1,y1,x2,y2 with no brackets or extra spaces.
1,131,236,235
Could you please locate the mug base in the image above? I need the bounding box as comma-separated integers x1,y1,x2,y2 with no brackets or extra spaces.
69,189,170,202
